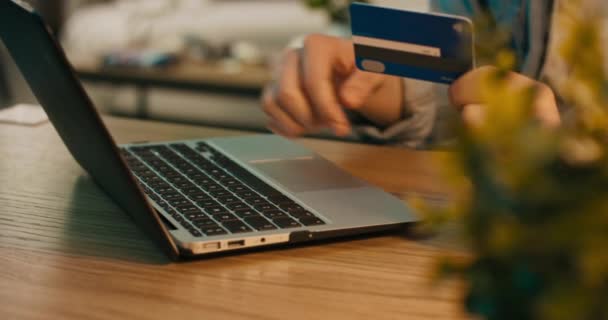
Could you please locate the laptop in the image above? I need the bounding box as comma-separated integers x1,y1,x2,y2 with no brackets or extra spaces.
0,0,417,260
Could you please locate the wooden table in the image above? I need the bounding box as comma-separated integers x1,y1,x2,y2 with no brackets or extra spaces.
0,116,467,319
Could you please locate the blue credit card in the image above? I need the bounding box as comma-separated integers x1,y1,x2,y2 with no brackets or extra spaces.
350,2,474,84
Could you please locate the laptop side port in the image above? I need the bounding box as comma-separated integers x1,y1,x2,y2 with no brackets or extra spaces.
203,242,220,250
227,240,245,248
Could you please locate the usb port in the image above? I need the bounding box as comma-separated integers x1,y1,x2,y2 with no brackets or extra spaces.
203,242,220,250
227,240,245,248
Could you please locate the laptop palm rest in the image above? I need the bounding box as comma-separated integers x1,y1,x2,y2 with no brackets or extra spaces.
250,157,366,193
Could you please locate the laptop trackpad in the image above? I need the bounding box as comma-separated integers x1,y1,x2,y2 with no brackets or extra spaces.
250,157,366,193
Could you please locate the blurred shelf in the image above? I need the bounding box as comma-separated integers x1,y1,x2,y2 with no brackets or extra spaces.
75,62,271,96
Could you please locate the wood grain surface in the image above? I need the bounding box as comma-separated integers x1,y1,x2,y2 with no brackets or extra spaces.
0,116,468,320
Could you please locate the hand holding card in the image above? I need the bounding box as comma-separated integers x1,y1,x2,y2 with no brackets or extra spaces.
350,3,475,84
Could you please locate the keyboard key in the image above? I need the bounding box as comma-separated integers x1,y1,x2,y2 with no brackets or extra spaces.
162,192,182,201
272,217,301,228
156,199,170,210
235,190,258,199
145,192,159,202
289,210,316,219
221,178,240,186
142,176,163,184
181,167,199,175
164,208,180,219
209,189,231,198
196,199,220,208
184,212,207,221
209,187,232,198
267,195,294,205
176,164,197,174
175,182,196,190
179,186,198,193
212,212,238,222
279,203,305,213
135,170,155,178
213,172,231,181
202,183,222,192
222,220,252,233
229,185,251,193
178,219,192,229
168,198,191,207
217,195,240,204
254,203,278,212
262,210,287,219
233,208,261,219
192,158,218,171
187,228,202,237
193,176,214,185
153,183,173,193
130,164,148,172
169,143,189,150
201,226,227,236
174,216,187,225
204,206,228,215
244,216,277,231
159,169,180,178
245,197,268,206
226,202,250,211
177,205,202,214
187,193,211,202
168,176,188,184
299,217,325,226
191,218,217,228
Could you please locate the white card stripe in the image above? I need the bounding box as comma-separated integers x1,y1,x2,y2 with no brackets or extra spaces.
352,35,441,58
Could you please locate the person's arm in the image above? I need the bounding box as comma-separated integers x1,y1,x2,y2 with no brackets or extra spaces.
348,78,439,148
347,0,463,147
262,34,405,138
261,33,443,148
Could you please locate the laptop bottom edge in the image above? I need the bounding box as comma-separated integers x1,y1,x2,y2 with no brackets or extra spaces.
179,222,413,259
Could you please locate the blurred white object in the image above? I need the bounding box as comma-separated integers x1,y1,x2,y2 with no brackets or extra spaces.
62,0,329,66
0,104,48,126
230,41,264,65
373,0,429,11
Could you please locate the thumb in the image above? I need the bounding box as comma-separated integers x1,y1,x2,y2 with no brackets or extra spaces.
338,69,386,110
461,103,486,128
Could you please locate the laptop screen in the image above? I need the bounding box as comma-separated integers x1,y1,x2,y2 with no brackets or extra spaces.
0,0,180,259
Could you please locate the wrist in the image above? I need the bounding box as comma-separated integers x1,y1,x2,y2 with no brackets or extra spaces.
357,76,405,128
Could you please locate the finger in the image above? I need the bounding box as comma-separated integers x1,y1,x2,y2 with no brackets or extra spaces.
450,66,561,127
274,50,315,129
301,34,351,136
266,118,283,136
261,87,306,137
338,69,387,110
449,66,498,110
461,103,486,128
534,84,561,128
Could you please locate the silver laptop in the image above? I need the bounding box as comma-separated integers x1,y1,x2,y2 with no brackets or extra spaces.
0,0,417,260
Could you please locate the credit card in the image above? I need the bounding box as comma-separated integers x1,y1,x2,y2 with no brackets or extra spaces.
350,2,474,84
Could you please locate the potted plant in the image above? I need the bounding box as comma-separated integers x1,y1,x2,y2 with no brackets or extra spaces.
429,2,608,319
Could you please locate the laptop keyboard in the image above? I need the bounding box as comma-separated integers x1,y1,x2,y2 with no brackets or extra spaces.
120,142,325,237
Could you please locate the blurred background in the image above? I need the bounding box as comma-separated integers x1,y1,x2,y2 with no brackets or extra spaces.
0,0,428,132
